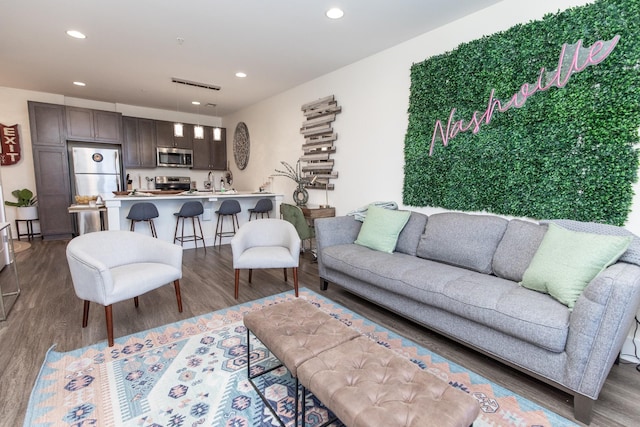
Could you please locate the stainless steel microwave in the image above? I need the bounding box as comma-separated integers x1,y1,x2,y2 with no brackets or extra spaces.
157,147,193,168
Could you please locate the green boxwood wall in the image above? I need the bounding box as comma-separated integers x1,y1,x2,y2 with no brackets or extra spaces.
404,0,640,225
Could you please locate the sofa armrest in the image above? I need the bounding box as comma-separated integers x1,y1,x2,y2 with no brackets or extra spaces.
565,262,640,399
315,216,362,281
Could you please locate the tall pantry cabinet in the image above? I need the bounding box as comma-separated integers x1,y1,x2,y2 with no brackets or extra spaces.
27,101,75,238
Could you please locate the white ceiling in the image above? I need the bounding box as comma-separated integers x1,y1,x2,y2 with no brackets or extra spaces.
1,0,500,117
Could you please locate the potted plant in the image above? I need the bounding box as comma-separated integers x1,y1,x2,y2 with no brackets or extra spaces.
273,160,316,206
5,188,38,220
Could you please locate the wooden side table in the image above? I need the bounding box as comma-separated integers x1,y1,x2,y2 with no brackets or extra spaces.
300,206,336,260
301,206,336,224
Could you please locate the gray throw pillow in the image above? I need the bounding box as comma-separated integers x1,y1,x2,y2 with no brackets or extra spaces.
416,212,508,274
395,212,428,256
492,220,548,282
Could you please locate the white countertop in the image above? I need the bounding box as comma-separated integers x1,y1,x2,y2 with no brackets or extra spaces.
107,191,280,202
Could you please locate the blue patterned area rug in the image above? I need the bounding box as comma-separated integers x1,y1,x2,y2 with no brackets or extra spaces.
24,289,578,426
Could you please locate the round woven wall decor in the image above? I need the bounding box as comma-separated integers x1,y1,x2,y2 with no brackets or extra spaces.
233,122,250,170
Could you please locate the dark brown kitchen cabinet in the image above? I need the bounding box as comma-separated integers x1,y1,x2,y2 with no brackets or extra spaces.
212,127,227,170
27,101,66,146
192,126,212,169
32,146,74,239
155,120,193,150
66,106,123,143
192,127,227,170
123,117,156,168
28,101,74,239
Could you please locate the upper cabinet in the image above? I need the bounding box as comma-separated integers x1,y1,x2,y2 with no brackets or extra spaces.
155,120,193,150
211,127,227,170
28,101,66,146
123,117,156,168
66,106,123,143
192,127,227,170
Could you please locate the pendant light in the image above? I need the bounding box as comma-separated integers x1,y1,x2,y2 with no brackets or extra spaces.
174,123,184,138
213,103,222,141
174,84,183,137
193,101,204,139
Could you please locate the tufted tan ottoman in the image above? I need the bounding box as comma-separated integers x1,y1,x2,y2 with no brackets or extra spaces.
297,336,480,427
243,298,361,425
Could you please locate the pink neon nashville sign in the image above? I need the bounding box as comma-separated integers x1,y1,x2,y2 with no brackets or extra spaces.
428,35,620,156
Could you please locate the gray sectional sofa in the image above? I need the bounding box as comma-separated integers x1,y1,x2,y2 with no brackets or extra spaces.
315,211,640,424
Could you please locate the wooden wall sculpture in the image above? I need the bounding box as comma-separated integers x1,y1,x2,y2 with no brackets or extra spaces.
299,95,341,190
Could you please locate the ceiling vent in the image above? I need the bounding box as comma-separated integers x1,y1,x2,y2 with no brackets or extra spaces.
171,77,221,91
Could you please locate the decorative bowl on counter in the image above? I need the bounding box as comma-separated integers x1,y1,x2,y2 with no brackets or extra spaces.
75,195,98,204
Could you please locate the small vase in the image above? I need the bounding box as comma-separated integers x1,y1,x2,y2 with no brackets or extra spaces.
293,184,309,206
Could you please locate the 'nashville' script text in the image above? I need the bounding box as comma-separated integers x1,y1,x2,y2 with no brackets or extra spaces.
428,35,620,155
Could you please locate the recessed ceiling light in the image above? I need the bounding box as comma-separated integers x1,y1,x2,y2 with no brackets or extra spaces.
235,72,247,78
66,30,86,39
73,81,86,87
326,8,344,19
192,101,201,105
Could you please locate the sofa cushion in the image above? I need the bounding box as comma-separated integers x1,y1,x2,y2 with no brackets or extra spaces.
395,211,428,256
354,205,411,253
322,243,570,352
416,212,508,274
492,220,548,282
521,223,632,308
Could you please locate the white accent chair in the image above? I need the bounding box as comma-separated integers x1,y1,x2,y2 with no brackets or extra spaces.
66,230,183,346
231,218,300,299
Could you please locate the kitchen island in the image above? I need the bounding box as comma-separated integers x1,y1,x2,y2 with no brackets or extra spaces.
104,191,284,248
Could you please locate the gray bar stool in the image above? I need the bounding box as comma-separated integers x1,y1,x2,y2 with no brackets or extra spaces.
214,199,241,247
173,201,206,252
126,202,159,237
248,198,273,221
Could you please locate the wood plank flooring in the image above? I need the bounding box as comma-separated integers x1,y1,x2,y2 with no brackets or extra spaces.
1,239,639,426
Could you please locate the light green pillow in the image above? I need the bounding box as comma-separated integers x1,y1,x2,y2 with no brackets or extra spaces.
354,205,411,253
520,223,632,308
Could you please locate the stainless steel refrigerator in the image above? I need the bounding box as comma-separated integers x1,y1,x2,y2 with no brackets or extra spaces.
69,145,123,234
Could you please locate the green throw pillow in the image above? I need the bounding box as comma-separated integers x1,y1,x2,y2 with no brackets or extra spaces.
520,223,632,308
354,205,411,253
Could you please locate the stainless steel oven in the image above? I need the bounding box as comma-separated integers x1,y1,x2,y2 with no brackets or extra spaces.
154,176,191,191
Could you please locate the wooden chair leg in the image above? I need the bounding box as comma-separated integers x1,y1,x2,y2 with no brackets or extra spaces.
134,296,139,307
234,269,240,299
283,268,288,282
248,269,253,283
293,267,299,297
105,305,114,347
82,300,90,327
174,279,183,312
